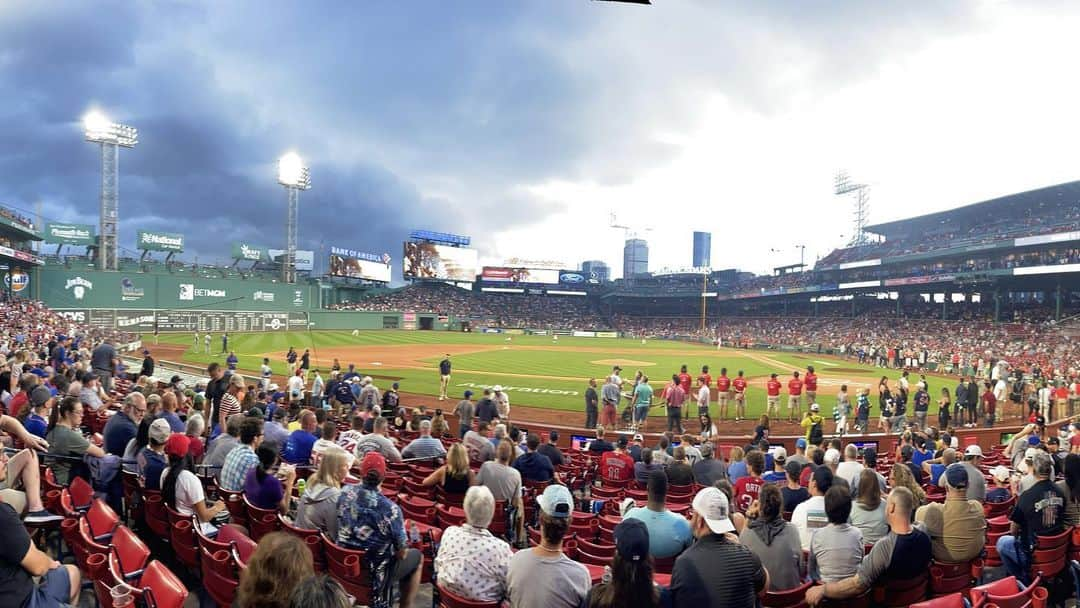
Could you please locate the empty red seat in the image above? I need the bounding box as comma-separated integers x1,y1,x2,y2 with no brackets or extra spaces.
763,580,814,608
201,546,241,607
70,476,94,510
322,533,374,606
139,560,189,608
86,499,119,541
109,525,150,581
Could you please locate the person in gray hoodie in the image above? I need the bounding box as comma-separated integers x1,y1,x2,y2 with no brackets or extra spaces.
294,446,350,538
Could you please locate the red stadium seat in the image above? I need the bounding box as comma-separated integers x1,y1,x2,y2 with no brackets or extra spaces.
763,580,814,608
69,476,94,510
279,514,326,571
929,559,982,596
86,498,119,541
109,525,151,582
872,571,928,607
201,547,241,608
436,582,502,608
1030,528,1070,579
436,504,467,527
243,495,281,541
322,533,374,606
977,575,1048,608
911,592,966,608
142,492,170,538
984,496,1015,519
139,560,189,608
218,487,248,528
170,519,200,571
218,524,257,565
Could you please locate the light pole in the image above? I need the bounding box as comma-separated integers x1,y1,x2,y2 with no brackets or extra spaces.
84,110,137,271
277,152,311,284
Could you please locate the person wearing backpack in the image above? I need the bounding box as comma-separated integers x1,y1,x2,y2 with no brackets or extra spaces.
802,404,824,446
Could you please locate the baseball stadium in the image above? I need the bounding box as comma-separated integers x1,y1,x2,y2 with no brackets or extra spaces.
4,4,1080,608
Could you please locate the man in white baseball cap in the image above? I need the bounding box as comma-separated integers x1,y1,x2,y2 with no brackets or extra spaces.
506,484,590,608
959,444,986,501
670,487,768,605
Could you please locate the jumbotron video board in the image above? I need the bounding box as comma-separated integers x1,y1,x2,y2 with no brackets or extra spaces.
329,247,392,283
403,242,478,281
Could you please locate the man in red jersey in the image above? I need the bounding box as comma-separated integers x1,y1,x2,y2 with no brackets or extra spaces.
716,368,731,422
733,370,748,422
600,435,635,483
734,450,766,513
678,365,692,398
766,373,782,418
788,371,804,423
804,365,818,408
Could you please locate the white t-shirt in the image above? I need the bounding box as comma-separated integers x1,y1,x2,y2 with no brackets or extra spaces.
993,379,1007,401
162,469,205,517
697,385,710,409
792,494,828,550
836,461,865,490
288,375,305,397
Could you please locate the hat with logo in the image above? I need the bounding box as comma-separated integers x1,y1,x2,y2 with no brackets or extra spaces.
164,433,190,459
1024,447,1038,461
360,452,387,479
617,434,628,448
1035,415,1046,427
795,437,807,449
492,385,503,392
810,403,820,412
964,445,984,458
944,463,968,490
29,385,53,408
613,519,649,562
537,484,573,518
691,486,735,534
774,447,788,463
149,418,171,445
633,433,644,442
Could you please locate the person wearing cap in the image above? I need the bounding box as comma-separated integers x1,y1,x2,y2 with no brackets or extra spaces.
780,459,809,513
823,448,841,475
626,433,644,462
434,485,512,603
600,376,621,430
914,463,986,563
958,444,987,501
438,353,452,401
90,337,117,394
805,486,931,606
453,390,476,439
475,388,499,425
337,451,421,608
625,470,692,559
506,484,590,608
220,417,265,492
140,418,172,491
986,465,1013,503
583,518,661,608
264,406,291,447
763,447,788,483
995,451,1064,584
582,377,599,430
1004,423,1040,470
1017,446,1051,494
359,376,380,410
792,466,833,550
76,370,105,412
161,433,227,529
139,348,155,379
690,442,724,487
801,403,824,445
23,385,53,439
670,486,768,606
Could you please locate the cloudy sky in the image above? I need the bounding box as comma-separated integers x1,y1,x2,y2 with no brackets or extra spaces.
3,1,1080,282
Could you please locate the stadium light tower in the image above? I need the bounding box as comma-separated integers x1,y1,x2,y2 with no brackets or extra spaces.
277,152,311,283
834,170,870,247
84,110,138,271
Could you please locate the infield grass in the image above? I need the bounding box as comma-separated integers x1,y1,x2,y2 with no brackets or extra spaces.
151,330,898,416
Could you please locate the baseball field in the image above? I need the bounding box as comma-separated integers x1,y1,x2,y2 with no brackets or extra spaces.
149,330,908,423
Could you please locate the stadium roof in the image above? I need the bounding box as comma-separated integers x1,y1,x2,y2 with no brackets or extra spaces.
865,179,1080,238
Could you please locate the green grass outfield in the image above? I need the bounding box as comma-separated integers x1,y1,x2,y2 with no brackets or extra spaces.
150,330,900,416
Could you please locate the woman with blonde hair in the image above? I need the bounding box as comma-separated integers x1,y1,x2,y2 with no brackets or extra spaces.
889,462,926,506
423,443,476,495
237,532,314,608
295,446,350,538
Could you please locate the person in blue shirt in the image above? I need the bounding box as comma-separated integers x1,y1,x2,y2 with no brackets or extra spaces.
23,387,52,439
513,433,555,482
624,469,692,558
226,351,239,372
401,420,447,461
282,410,319,464
762,448,789,483
102,393,147,457
727,446,748,482
140,419,170,491
158,392,185,433
334,380,356,411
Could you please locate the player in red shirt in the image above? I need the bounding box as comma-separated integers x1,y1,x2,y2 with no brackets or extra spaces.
716,368,731,422
982,382,997,426
804,365,818,407
787,370,804,423
599,436,635,483
733,450,766,513
732,370,748,421
678,365,692,398
766,373,782,418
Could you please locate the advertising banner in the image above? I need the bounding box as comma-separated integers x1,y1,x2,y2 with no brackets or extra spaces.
329,248,392,282
558,271,587,284
3,269,30,294
480,266,559,284
231,242,266,262
137,230,185,252
44,223,95,246
403,242,478,281
267,249,314,271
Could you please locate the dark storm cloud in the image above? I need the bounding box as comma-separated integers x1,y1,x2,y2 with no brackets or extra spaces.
1,1,992,279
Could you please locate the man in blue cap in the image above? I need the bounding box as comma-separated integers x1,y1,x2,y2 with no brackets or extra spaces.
914,463,985,563
506,484,590,608
788,437,810,468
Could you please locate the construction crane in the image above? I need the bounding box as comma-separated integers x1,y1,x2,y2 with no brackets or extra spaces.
834,170,871,247
609,212,653,240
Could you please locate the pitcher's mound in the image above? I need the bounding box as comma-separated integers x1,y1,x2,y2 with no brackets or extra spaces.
592,358,656,367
